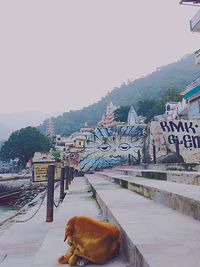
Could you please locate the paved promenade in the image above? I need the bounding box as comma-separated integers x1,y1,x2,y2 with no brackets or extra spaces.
0,177,126,267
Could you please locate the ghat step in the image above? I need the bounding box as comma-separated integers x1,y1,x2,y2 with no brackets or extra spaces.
85,173,200,267
95,170,200,221
114,167,200,185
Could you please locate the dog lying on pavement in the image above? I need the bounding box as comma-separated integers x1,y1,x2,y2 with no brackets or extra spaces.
58,215,121,266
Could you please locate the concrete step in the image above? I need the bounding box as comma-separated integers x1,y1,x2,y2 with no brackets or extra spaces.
113,167,200,185
85,173,200,267
96,170,200,221
0,178,127,267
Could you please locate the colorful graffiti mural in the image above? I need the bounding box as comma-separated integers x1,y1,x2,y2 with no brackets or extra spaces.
150,120,200,163
79,125,146,172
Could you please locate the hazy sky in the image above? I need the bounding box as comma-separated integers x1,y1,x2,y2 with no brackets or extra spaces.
0,0,199,114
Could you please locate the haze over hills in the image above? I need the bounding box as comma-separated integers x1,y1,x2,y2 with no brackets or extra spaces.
38,54,200,136
0,111,60,140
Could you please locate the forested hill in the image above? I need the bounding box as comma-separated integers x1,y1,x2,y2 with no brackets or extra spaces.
39,54,200,136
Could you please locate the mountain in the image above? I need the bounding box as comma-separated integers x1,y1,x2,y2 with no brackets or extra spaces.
0,111,60,140
39,54,200,136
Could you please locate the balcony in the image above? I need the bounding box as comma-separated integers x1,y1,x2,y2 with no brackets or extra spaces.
180,75,200,100
190,9,200,32
195,49,200,65
180,0,200,6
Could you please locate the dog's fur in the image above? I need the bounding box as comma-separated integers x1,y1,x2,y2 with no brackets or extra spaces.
58,215,121,266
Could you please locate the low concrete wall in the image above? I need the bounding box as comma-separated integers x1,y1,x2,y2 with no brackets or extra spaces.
117,168,200,186
167,172,200,185
129,163,200,172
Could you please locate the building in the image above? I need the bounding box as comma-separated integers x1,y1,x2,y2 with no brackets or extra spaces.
80,122,94,133
179,1,200,119
180,76,200,119
180,0,200,32
180,1,200,33
46,118,55,138
32,152,55,163
73,134,86,149
54,135,71,151
195,48,200,65
154,99,188,121
180,1,200,64
98,102,117,127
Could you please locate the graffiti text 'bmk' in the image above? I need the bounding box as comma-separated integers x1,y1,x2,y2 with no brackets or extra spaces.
160,121,198,134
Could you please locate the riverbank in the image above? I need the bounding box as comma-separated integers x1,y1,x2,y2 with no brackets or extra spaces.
0,206,17,223
0,175,47,231
0,179,46,209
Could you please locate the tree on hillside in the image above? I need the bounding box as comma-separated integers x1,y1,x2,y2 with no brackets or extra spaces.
0,127,51,166
137,88,182,122
114,106,131,122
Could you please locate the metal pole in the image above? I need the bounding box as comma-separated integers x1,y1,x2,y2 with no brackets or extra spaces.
174,138,180,156
70,167,74,182
46,164,55,222
128,154,131,166
65,165,69,190
138,150,141,165
69,167,72,185
60,167,65,201
72,167,74,181
153,144,156,164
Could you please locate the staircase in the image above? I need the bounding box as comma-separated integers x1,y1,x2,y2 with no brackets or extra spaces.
85,167,200,267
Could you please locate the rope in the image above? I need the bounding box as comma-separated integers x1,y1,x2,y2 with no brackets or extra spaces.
0,254,7,264
53,197,62,208
14,190,47,223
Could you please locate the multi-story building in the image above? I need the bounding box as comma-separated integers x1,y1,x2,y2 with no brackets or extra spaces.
180,1,200,64
46,117,55,138
180,75,200,119
179,1,200,119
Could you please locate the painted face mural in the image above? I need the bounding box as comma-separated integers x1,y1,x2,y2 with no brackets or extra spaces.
79,125,146,172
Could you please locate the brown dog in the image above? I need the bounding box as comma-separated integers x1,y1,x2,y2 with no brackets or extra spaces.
58,215,121,266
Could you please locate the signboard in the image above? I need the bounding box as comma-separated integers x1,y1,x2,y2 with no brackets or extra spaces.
33,162,62,182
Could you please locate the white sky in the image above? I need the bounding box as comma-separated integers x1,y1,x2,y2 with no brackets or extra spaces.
0,0,199,114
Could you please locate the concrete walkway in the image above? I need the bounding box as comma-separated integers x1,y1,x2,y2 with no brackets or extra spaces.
0,178,127,267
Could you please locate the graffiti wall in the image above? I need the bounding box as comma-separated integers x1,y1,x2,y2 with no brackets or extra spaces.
79,125,146,172
150,120,200,163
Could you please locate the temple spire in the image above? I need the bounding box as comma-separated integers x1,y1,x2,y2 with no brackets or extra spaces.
127,106,139,125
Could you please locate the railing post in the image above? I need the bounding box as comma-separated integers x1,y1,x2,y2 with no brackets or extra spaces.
138,150,141,165
69,167,74,182
65,165,69,190
60,167,65,201
71,167,74,181
69,167,72,185
46,164,55,222
153,144,156,164
128,154,131,166
174,138,180,156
